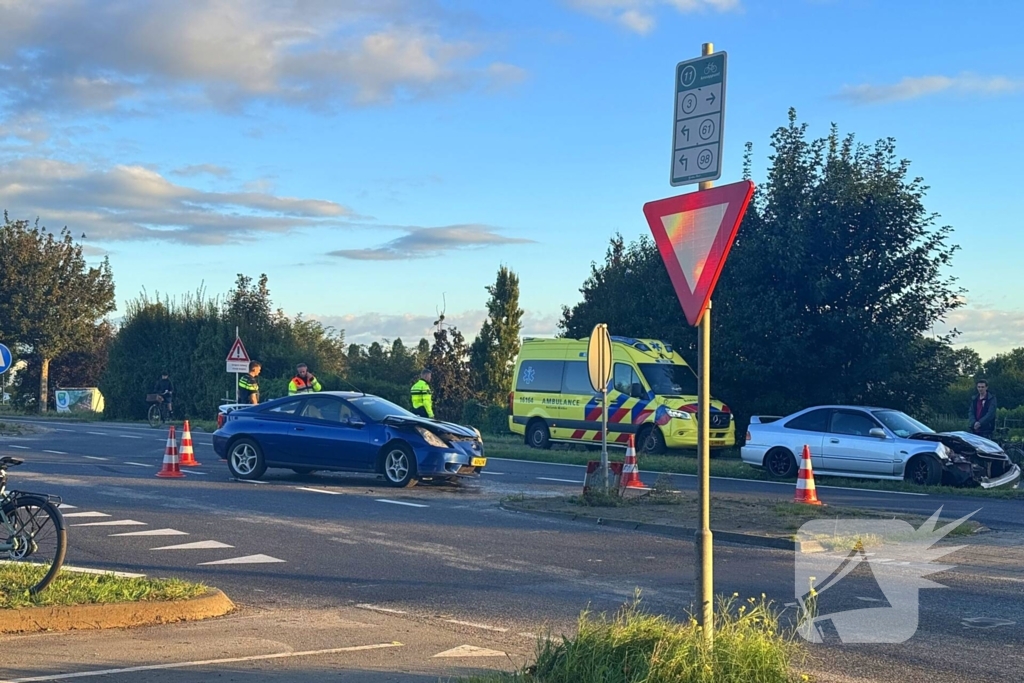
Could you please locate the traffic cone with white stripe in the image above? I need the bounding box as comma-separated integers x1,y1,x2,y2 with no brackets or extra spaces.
156,425,184,478
794,444,822,505
178,420,200,467
620,435,645,489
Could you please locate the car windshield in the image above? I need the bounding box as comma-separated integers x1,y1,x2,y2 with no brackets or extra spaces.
872,410,933,438
348,395,416,422
638,363,698,397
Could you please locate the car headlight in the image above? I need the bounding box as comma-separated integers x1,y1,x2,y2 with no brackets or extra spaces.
666,409,693,421
415,426,448,448
936,444,952,460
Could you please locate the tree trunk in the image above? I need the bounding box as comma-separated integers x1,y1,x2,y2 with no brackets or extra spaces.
39,357,50,413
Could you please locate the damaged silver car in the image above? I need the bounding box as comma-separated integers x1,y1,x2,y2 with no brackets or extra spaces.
909,431,1022,489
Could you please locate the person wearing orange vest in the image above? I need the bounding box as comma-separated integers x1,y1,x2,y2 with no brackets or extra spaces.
288,363,322,395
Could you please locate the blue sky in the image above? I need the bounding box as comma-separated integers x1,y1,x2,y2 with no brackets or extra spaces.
1,0,1022,357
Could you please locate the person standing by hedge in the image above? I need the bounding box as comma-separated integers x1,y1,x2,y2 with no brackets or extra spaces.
239,361,262,405
410,369,434,419
969,378,997,439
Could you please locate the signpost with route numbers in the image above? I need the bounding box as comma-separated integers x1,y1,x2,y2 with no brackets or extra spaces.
671,51,727,187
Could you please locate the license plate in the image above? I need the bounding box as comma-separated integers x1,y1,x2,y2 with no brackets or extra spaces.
711,440,726,446
471,457,487,467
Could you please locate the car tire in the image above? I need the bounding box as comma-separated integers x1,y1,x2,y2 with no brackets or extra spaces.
638,426,666,456
526,420,551,450
290,467,316,475
764,448,797,479
905,455,942,486
381,444,418,488
227,438,267,480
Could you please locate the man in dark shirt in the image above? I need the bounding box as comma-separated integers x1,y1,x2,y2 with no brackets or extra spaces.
968,379,998,439
238,361,262,405
153,372,174,417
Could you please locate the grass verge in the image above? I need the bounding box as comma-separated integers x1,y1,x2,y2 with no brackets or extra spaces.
456,595,800,683
0,421,36,436
484,434,1023,499
0,564,208,610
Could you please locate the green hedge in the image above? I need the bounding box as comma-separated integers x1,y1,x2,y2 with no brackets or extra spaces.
461,401,510,435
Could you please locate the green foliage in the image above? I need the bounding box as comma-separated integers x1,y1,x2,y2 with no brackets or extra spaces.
470,266,524,405
462,401,510,435
0,214,116,410
0,563,207,609
12,322,114,410
561,111,963,424
428,326,473,422
346,337,430,408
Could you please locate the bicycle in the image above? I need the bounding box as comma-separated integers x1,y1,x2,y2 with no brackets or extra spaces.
147,393,172,428
1,456,67,595
992,425,1024,468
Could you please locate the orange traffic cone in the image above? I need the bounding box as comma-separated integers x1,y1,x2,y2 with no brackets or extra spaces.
156,425,184,478
794,444,822,505
179,420,200,467
620,435,645,490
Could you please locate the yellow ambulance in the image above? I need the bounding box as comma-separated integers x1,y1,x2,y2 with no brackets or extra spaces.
508,336,734,453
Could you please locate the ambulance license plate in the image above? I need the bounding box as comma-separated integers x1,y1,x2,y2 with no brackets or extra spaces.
711,440,726,446
472,458,487,467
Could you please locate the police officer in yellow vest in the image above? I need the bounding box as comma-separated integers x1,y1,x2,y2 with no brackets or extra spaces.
410,369,434,419
288,363,322,395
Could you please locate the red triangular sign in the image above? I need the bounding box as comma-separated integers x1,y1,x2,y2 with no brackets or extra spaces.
643,180,755,326
226,337,250,362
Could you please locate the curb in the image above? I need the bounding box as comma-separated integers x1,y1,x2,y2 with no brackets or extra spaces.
0,589,235,634
499,502,824,553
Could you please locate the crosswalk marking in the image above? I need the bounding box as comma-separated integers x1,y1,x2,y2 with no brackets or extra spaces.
199,553,285,565
71,520,147,527
152,540,233,551
110,528,188,537
61,511,110,518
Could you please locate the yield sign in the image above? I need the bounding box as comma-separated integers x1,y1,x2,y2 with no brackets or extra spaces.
643,180,754,326
226,337,250,362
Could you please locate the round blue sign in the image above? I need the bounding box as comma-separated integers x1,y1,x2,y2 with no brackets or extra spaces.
0,343,11,373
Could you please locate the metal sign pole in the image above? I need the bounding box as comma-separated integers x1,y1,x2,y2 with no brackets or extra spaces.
601,384,609,490
695,40,716,648
234,327,240,405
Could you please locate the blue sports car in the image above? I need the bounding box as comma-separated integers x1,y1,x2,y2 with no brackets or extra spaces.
212,392,486,487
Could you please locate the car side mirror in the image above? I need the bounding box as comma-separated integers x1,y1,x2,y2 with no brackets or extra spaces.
869,428,887,439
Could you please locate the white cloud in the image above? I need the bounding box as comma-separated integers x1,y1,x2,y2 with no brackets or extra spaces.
566,0,739,34
838,74,1024,104
327,224,534,261
0,158,354,244
312,309,561,346
0,0,522,124
172,164,232,179
934,306,1024,359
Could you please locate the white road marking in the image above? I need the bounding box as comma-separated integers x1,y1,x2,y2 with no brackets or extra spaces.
123,462,153,467
232,478,267,484
57,504,76,509
8,445,29,450
110,528,188,537
537,477,582,484
71,520,147,527
43,450,67,455
86,431,108,436
296,486,340,495
481,471,504,475
83,456,108,461
198,553,285,565
356,604,407,615
961,617,1016,629
183,470,208,475
375,499,428,508
118,435,142,439
152,540,233,551
59,565,146,578
61,511,110,518
433,645,508,658
0,643,404,682
445,619,508,633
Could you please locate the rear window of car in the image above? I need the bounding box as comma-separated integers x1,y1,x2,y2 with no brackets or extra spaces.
561,361,598,395
785,409,830,433
264,399,303,415
516,360,564,393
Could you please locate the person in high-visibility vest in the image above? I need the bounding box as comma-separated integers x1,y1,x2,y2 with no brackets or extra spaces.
410,369,434,419
288,363,322,395
238,361,261,405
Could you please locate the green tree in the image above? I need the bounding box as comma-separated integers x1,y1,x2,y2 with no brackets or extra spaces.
0,214,116,411
428,326,472,422
562,111,963,421
469,266,524,404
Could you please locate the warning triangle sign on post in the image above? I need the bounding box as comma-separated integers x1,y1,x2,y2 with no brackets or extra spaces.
226,338,250,363
643,180,755,326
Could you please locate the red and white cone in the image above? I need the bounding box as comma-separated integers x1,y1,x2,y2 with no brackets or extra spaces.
794,444,822,505
156,425,184,478
619,435,645,489
179,420,200,467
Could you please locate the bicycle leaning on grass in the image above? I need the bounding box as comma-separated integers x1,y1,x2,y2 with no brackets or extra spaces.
0,456,67,594
991,426,1024,469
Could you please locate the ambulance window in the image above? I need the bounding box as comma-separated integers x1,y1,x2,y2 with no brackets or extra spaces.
516,361,564,393
613,364,644,398
561,362,598,395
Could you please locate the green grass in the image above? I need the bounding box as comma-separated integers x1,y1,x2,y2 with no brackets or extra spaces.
0,421,34,436
454,595,800,683
484,433,1023,499
0,564,208,610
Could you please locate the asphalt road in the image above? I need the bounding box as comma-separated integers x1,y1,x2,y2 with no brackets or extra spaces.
1,419,1021,682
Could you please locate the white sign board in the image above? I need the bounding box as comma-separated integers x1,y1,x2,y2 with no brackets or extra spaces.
671,51,726,187
226,337,251,374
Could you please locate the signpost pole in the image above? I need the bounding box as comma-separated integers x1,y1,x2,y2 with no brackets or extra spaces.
694,40,716,648
601,383,609,490
234,327,240,405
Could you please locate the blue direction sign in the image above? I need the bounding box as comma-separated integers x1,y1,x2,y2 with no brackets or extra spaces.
670,51,727,187
0,344,11,374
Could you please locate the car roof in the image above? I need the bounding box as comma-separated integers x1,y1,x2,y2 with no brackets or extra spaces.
797,405,893,412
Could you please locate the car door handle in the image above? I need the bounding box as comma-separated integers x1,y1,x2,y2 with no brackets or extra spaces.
294,427,306,432
829,439,839,444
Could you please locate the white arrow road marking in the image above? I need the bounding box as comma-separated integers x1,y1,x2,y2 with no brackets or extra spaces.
199,554,285,565
375,499,428,508
71,520,147,527
296,487,340,495
433,645,509,658
61,511,110,518
152,540,233,551
110,528,188,537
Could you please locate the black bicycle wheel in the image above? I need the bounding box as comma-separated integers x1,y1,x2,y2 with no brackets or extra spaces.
2,496,68,595
148,404,162,428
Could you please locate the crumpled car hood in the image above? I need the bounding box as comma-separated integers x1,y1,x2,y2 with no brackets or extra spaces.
382,414,478,439
910,431,1007,458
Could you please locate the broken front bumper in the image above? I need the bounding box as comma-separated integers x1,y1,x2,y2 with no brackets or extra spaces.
979,464,1021,490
